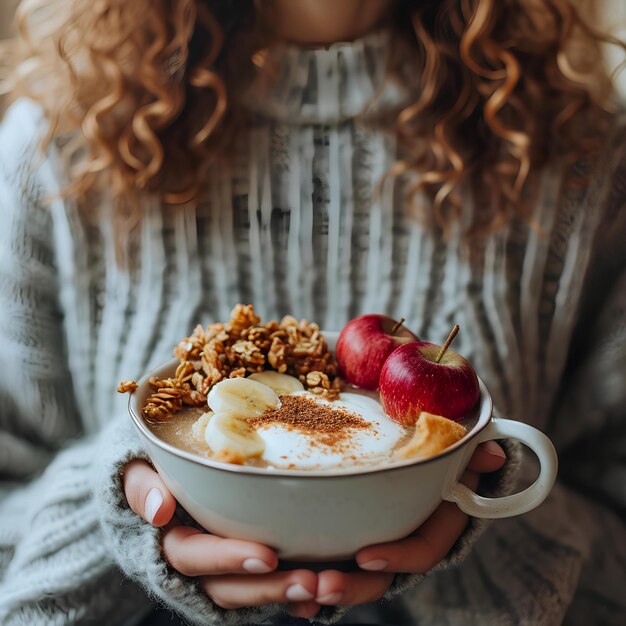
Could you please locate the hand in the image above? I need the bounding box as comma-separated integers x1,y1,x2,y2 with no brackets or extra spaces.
122,440,506,619
288,440,508,619
122,460,318,610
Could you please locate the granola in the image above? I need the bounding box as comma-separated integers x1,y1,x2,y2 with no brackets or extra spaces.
141,361,207,421
117,380,138,394
120,304,340,421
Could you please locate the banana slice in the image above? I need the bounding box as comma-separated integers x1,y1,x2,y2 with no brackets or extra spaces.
191,411,213,441
204,412,265,459
248,371,304,396
207,377,280,419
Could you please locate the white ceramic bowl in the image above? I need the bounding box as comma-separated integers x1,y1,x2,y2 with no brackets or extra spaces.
129,332,557,561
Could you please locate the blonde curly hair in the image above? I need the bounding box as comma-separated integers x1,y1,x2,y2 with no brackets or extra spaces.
4,0,625,237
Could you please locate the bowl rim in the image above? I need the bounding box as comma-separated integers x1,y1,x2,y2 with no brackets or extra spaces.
128,336,493,479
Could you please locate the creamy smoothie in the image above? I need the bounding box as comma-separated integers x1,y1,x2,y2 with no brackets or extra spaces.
145,383,477,470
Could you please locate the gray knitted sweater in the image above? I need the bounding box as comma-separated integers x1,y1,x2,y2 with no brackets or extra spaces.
0,32,625,626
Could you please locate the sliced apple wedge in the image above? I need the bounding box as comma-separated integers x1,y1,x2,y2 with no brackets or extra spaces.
393,412,467,461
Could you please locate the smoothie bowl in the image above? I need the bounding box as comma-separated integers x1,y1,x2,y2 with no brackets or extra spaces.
124,306,558,561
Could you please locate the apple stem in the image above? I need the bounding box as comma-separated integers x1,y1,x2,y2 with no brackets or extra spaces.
391,317,406,335
435,324,460,363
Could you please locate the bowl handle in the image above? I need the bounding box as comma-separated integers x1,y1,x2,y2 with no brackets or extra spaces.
443,417,558,518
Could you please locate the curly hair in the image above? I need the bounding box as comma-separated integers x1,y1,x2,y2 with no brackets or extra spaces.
4,0,625,238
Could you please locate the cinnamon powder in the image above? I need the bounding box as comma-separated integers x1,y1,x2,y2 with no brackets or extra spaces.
249,395,370,447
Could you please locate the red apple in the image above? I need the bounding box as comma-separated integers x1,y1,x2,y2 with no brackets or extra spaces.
379,340,479,425
336,314,419,390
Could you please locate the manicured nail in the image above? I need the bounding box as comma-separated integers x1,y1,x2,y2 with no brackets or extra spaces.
286,584,315,602
484,440,506,460
242,558,273,574
316,592,342,605
359,558,388,571
145,488,163,524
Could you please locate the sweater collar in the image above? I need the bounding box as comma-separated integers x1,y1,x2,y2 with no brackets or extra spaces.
242,28,418,124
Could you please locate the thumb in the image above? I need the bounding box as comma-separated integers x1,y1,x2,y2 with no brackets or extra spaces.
122,459,177,526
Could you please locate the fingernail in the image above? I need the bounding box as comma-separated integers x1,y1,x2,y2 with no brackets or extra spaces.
316,592,342,605
484,440,506,460
145,488,163,524
242,558,273,574
359,559,388,571
286,584,315,602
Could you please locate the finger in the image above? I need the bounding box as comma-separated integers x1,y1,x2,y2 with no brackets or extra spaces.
286,600,320,619
460,469,480,491
315,570,393,606
161,526,278,576
466,441,506,473
356,499,469,574
201,570,318,610
122,459,177,526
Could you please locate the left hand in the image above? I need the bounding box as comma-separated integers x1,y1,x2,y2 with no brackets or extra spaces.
287,440,507,619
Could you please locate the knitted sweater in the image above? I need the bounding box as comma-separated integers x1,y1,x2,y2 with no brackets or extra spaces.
0,32,625,626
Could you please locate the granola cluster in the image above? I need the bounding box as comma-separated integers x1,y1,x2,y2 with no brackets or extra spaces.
142,362,207,421
134,305,340,421
117,380,138,394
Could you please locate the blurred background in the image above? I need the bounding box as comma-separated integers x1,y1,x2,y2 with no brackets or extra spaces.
1,0,625,108
0,0,17,42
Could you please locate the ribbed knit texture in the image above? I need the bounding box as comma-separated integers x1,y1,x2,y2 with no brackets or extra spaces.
1,31,625,625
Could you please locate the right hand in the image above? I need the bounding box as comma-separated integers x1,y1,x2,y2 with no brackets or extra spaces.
122,460,320,617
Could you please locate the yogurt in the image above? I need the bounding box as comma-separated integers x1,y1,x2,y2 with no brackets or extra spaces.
253,391,405,470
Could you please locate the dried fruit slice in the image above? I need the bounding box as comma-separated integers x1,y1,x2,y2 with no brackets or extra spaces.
393,412,467,461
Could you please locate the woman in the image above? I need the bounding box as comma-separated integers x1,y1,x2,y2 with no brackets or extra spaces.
0,0,624,624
